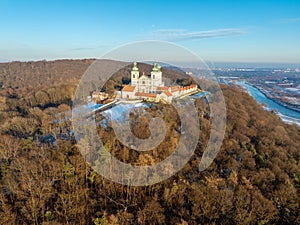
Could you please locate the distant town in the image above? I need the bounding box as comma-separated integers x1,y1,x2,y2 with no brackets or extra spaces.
213,67,300,113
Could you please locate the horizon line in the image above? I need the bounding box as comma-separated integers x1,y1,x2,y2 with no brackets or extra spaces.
0,58,300,68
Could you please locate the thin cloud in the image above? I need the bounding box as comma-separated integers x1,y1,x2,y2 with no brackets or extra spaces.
149,28,246,41
69,45,112,51
276,18,300,23
152,29,186,34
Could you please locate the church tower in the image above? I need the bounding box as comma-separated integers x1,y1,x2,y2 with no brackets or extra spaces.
131,62,139,86
151,62,163,91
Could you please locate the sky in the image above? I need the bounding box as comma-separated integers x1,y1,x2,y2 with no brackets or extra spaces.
0,0,300,64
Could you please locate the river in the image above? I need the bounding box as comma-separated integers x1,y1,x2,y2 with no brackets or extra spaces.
237,81,300,126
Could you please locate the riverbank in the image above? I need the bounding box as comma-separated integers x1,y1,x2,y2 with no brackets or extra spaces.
251,83,300,113
237,81,300,126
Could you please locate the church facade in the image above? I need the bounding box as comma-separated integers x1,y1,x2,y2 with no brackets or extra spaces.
130,62,164,93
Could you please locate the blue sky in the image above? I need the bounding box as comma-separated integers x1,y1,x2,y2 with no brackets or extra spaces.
0,0,300,63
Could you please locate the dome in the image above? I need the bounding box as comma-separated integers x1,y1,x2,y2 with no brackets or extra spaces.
132,62,139,71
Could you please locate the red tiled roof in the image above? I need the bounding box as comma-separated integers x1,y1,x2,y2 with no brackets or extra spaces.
180,84,197,91
180,87,188,91
135,92,157,98
170,86,180,92
157,86,168,91
122,85,136,92
163,91,172,97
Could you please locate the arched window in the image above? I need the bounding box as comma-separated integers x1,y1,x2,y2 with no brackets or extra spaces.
153,75,155,79
142,81,145,84
133,75,135,78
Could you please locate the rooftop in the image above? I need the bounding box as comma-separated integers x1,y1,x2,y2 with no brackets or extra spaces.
163,91,172,97
135,92,157,98
170,86,180,92
122,85,136,92
157,86,169,91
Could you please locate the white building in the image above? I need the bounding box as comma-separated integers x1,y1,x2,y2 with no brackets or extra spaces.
131,62,164,93
121,62,199,103
122,85,136,99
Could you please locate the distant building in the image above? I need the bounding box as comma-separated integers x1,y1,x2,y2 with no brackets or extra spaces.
121,62,199,103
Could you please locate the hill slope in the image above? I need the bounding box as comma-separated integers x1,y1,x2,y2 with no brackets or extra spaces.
0,59,299,224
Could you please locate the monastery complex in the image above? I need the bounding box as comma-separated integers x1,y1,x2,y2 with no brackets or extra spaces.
121,62,198,103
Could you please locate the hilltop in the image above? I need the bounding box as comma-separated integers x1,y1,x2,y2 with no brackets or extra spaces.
0,59,299,224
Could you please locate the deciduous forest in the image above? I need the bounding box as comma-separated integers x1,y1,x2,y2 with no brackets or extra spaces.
0,60,299,224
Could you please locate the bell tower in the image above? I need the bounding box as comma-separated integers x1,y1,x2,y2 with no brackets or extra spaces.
151,62,163,88
131,62,139,86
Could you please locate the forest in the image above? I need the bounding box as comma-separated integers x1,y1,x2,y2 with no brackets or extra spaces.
0,60,300,224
